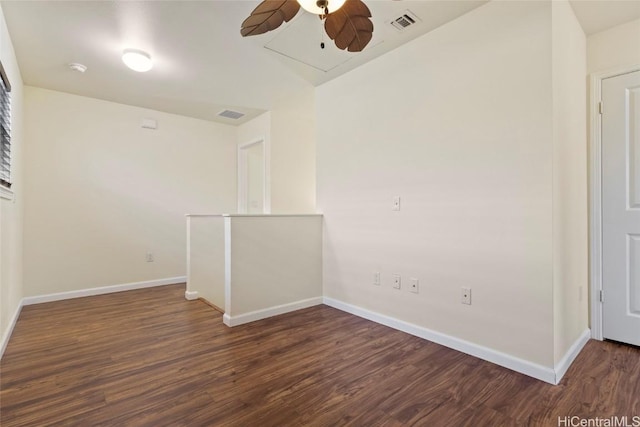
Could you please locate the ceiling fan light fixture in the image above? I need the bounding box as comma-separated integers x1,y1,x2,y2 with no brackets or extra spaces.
297,0,346,15
241,0,373,52
122,49,153,72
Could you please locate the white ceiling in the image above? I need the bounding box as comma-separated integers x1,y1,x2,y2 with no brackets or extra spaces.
570,0,640,35
1,0,639,125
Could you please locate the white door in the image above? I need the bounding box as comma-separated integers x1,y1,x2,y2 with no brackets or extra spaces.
602,69,640,346
246,142,264,214
238,140,266,214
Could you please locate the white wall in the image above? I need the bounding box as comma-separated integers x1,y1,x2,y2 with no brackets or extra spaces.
551,0,588,365
317,1,556,367
587,18,640,73
0,4,24,356
23,87,237,297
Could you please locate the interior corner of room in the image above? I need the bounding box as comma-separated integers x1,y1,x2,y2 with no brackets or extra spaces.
0,0,639,423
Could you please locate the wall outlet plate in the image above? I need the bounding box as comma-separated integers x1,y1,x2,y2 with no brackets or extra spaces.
461,287,471,305
410,278,419,293
392,196,401,211
373,271,381,286
392,274,401,289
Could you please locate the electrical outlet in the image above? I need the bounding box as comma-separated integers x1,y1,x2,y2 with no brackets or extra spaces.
409,277,419,294
392,274,401,289
410,278,419,293
146,252,154,263
461,287,471,305
373,272,381,286
392,196,401,211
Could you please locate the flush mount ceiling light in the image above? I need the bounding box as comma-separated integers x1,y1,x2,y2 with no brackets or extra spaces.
122,49,153,72
68,63,87,73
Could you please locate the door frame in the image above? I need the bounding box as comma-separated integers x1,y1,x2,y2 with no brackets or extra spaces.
589,64,640,341
237,138,271,214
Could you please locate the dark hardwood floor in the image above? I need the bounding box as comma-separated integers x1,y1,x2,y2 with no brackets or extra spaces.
1,284,638,426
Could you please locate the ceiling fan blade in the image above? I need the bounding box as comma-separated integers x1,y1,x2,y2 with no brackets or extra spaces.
324,0,373,52
241,0,301,37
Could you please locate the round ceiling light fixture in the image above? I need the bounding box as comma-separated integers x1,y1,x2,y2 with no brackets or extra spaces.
297,0,346,15
68,63,87,73
122,49,153,72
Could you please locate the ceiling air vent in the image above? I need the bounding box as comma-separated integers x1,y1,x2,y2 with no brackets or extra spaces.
389,10,420,31
218,109,245,120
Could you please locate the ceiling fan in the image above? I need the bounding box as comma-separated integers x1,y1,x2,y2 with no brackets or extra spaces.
241,0,374,52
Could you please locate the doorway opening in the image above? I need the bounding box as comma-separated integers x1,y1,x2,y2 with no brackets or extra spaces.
238,138,270,214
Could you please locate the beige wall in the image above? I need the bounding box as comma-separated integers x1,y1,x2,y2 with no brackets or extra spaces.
23,87,237,296
551,0,589,365
587,18,640,74
270,88,316,213
0,4,24,355
317,1,555,367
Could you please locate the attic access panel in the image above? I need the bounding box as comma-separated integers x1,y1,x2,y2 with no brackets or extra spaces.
263,12,380,72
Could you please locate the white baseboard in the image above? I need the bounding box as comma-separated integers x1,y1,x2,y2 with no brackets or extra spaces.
184,290,199,301
223,297,323,327
554,328,591,384
22,276,187,306
0,300,24,360
6,280,590,384
323,297,559,385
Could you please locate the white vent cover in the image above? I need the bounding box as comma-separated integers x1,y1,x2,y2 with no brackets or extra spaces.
389,10,421,31
218,109,245,120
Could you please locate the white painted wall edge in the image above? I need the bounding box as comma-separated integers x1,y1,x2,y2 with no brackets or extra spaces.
323,297,558,384
22,276,187,306
554,328,591,384
0,300,24,360
223,297,323,327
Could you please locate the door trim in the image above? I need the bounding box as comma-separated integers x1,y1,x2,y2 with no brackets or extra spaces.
237,138,271,214
589,64,640,341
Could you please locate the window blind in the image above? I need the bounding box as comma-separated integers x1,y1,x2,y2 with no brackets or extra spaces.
0,61,11,189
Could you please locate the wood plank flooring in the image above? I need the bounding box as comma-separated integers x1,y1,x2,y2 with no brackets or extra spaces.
1,284,639,426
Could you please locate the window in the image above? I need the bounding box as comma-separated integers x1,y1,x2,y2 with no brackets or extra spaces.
0,60,11,192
